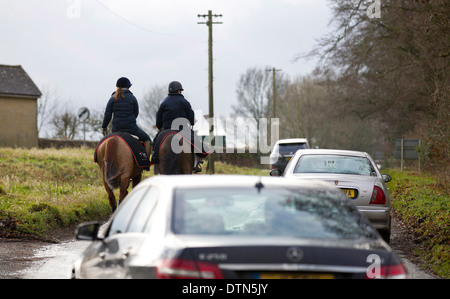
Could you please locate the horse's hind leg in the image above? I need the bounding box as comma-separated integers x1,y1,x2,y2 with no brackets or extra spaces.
118,177,131,206
103,179,117,212
132,173,142,188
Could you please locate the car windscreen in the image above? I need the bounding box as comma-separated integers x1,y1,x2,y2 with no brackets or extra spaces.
294,155,377,176
172,187,376,240
278,143,308,154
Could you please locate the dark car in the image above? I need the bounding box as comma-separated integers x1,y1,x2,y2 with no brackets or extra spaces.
72,175,406,279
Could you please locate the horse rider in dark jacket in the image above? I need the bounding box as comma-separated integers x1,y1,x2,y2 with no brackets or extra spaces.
156,81,195,131
155,81,207,172
102,77,152,162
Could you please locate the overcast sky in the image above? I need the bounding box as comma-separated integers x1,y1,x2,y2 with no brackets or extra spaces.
1,0,333,127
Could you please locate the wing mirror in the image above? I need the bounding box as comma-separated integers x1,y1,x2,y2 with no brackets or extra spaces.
269,169,282,177
381,174,392,183
76,221,103,241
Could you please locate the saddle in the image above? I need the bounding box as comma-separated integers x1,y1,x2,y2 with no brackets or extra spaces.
94,132,151,170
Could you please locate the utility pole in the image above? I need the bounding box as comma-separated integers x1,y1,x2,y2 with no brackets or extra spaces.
297,95,302,137
266,67,281,118
198,10,222,174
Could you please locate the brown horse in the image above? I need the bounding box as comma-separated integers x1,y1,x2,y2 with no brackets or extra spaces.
154,132,194,175
96,136,143,212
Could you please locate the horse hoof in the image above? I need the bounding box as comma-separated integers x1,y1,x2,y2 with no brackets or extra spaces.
111,206,117,213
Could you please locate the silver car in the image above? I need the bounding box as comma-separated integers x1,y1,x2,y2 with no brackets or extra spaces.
72,175,405,279
271,149,392,243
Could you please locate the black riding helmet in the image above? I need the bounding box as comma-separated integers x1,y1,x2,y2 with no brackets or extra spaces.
168,81,183,94
116,77,132,88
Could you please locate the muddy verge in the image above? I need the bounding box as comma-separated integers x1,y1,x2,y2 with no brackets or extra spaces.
0,225,77,279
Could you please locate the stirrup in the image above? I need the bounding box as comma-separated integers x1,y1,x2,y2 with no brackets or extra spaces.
193,160,203,173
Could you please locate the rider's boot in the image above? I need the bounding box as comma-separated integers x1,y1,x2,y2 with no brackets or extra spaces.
193,158,203,173
144,141,152,161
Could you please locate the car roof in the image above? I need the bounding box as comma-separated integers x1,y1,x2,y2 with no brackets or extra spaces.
139,174,335,191
276,138,308,144
294,149,369,157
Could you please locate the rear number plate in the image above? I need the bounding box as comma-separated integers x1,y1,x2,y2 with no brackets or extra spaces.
341,188,356,199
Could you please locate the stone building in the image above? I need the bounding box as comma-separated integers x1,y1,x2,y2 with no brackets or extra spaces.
0,64,42,148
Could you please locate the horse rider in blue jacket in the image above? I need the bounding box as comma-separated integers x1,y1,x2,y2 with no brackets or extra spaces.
156,81,195,131
155,81,207,172
102,77,152,162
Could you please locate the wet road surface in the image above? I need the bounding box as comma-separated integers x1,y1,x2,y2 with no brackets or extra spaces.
0,218,439,279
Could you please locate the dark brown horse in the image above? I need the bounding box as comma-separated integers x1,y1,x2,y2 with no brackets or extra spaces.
154,132,194,175
96,136,143,212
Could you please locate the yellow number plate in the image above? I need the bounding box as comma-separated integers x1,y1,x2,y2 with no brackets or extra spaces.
260,273,334,279
341,188,356,198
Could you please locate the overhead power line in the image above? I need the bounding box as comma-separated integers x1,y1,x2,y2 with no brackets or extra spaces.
94,0,178,36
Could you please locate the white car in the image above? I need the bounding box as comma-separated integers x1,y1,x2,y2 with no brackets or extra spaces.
270,138,310,173
271,149,392,243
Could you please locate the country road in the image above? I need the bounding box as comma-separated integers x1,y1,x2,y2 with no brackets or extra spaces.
0,218,439,279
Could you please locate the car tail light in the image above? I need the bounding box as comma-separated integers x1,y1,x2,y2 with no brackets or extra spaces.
370,186,386,205
155,258,224,279
366,264,408,279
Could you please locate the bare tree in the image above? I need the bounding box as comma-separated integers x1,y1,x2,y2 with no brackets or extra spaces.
296,0,449,168
140,84,167,137
51,108,79,140
232,67,272,122
278,75,331,142
37,85,60,137
85,109,107,140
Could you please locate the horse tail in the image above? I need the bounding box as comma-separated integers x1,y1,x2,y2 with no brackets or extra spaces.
104,137,121,190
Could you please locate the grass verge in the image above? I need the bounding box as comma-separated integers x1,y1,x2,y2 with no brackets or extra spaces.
386,168,449,278
0,147,111,239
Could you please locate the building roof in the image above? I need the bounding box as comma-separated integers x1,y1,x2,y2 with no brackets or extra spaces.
0,64,42,98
